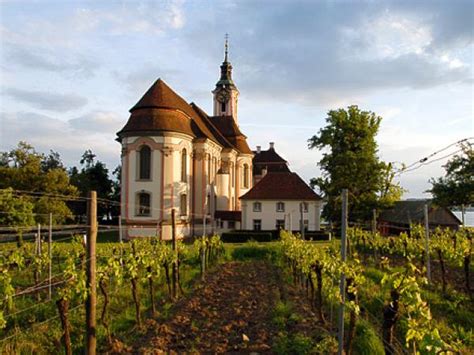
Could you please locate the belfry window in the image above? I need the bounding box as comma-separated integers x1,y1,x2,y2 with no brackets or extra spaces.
138,145,151,180
221,102,226,113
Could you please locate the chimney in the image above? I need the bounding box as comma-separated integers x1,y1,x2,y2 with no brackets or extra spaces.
256,145,261,153
269,142,275,149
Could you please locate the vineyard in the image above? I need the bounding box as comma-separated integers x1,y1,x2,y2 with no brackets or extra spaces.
1,225,473,353
0,233,224,353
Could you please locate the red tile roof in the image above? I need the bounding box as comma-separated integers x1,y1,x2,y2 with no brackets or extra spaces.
240,172,322,200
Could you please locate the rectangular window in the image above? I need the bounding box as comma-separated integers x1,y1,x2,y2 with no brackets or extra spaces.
276,202,285,212
276,219,285,230
253,202,262,212
228,221,235,229
137,192,151,216
253,219,262,231
302,202,308,213
180,194,187,216
304,219,309,231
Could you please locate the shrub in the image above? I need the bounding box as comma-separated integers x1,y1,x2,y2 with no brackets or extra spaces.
352,319,385,355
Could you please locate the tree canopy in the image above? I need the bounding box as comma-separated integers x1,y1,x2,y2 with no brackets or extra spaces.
0,142,77,224
69,150,116,220
428,143,473,208
308,105,403,222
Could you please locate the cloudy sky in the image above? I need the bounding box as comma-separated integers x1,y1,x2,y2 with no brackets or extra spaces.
0,0,472,198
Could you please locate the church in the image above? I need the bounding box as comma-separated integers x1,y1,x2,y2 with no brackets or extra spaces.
117,41,322,239
117,41,254,239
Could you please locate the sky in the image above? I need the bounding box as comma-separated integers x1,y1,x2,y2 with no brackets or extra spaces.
0,0,472,198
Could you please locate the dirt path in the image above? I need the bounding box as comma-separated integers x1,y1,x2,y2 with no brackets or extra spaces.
135,261,281,354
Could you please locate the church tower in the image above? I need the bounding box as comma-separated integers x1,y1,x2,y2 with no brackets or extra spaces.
213,35,240,122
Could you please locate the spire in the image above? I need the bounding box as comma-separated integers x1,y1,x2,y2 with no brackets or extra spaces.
224,33,229,62
216,33,236,88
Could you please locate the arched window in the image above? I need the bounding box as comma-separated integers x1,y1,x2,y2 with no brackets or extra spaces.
138,145,151,180
243,164,249,188
276,202,285,212
180,194,187,216
137,192,151,216
253,202,262,212
207,194,211,214
181,149,187,182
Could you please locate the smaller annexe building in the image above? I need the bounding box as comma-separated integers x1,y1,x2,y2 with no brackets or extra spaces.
379,200,462,236
240,171,322,231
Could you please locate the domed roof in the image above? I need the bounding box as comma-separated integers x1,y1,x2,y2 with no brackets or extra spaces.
117,78,253,156
117,79,197,139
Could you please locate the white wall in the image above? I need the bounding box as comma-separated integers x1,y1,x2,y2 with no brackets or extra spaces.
242,200,322,231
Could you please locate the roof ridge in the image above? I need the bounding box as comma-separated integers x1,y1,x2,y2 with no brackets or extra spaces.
190,103,236,149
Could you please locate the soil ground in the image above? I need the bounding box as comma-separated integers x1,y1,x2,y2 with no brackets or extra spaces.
134,261,285,354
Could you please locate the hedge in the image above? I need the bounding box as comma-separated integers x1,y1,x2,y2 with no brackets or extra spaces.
221,231,275,243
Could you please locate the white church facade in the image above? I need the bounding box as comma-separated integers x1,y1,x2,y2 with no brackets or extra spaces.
117,43,253,239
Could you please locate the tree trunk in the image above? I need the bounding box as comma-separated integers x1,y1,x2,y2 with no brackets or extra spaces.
56,298,72,355
314,263,325,323
164,262,172,299
147,266,156,316
382,290,400,355
177,260,184,296
437,249,447,294
308,274,315,309
464,254,471,293
345,278,357,355
99,278,111,345
131,277,141,327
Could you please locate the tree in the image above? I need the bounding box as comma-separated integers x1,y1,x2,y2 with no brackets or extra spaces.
308,105,402,222
0,142,77,224
69,150,114,220
428,143,473,222
0,188,35,246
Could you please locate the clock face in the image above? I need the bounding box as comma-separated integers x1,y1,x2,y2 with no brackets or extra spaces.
217,90,230,103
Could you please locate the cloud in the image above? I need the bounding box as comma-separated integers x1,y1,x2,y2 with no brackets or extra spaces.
72,0,186,35
69,111,122,132
181,1,473,106
113,64,183,96
0,111,123,169
4,44,99,78
3,88,88,112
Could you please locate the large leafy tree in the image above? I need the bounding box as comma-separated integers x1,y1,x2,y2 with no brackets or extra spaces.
0,142,77,224
69,150,114,220
429,143,473,212
308,105,402,222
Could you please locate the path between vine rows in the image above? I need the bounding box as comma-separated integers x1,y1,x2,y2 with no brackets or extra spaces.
132,261,306,354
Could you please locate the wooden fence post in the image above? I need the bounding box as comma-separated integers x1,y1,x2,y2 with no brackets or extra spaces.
337,189,348,355
48,213,52,300
171,208,178,300
86,191,97,354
